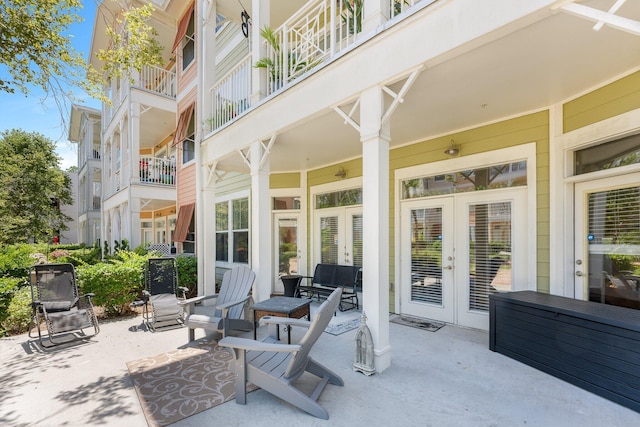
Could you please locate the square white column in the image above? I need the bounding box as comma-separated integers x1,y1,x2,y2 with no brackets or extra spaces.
250,141,272,302
360,86,391,373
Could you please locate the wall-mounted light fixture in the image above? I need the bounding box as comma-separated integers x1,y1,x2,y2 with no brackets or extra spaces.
335,166,347,179
444,140,459,156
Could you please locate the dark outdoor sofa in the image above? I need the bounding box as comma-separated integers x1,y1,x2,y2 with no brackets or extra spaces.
298,263,361,311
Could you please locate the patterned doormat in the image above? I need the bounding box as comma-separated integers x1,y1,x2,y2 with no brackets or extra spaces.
390,315,445,332
324,317,361,335
127,341,257,427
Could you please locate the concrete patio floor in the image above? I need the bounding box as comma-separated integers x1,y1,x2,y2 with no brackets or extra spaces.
1,305,638,427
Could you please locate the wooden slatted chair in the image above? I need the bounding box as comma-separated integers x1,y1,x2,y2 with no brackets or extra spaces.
220,288,344,420
180,265,255,341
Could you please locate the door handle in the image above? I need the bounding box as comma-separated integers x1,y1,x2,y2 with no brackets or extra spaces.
575,271,583,277
443,265,453,270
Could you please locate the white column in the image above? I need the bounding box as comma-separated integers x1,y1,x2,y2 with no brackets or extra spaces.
250,141,272,302
251,0,270,104
201,167,217,296
363,0,389,33
129,198,141,249
360,86,391,372
197,0,217,297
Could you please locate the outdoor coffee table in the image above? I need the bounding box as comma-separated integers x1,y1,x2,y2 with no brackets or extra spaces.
251,296,311,343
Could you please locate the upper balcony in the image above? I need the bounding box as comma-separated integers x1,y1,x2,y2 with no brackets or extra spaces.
204,0,640,174
102,64,177,130
209,0,429,132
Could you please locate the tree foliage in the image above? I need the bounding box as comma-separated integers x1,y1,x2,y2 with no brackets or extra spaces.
0,0,85,96
0,129,73,244
87,2,164,102
0,0,163,107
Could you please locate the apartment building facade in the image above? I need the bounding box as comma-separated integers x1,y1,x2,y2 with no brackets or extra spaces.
90,0,187,255
92,0,640,373
68,105,102,246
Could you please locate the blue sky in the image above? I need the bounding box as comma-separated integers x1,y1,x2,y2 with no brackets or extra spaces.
0,1,100,170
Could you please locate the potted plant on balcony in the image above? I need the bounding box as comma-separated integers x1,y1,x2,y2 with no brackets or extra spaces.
342,0,363,34
255,26,308,92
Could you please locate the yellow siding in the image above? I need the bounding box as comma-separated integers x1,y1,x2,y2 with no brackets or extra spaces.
307,159,363,187
564,71,640,133
303,113,551,310
270,173,300,189
389,112,550,301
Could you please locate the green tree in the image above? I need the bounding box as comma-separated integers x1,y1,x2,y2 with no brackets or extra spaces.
0,130,73,244
86,2,163,102
0,0,163,105
0,0,85,96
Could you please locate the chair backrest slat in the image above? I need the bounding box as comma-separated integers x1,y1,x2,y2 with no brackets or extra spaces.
216,266,255,318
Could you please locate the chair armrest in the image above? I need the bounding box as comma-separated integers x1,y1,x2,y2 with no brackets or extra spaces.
220,336,300,353
260,316,312,329
216,295,251,312
178,293,219,307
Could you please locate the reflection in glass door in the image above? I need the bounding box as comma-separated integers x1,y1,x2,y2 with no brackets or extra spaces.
316,207,362,267
273,215,300,295
278,218,299,275
401,198,455,323
575,176,640,310
401,189,526,329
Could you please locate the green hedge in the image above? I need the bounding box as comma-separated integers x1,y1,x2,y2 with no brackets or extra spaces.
76,251,149,317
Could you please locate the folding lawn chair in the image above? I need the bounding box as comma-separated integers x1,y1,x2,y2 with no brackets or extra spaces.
137,257,188,332
29,263,100,347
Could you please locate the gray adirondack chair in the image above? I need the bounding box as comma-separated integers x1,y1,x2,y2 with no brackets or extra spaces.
180,265,255,341
220,288,344,420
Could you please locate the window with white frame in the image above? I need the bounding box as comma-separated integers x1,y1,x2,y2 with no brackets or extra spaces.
182,9,195,71
216,196,249,263
182,109,195,163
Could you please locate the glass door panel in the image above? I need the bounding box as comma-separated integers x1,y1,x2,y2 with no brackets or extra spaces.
575,176,640,310
467,201,512,312
400,198,455,323
278,217,299,275
320,215,339,264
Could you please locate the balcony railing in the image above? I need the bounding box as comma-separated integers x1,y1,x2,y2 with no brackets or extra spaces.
262,0,361,96
134,64,177,98
139,156,177,186
209,54,252,131
206,0,431,132
390,0,429,19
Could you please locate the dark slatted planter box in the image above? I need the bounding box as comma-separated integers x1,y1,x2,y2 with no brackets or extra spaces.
490,291,640,413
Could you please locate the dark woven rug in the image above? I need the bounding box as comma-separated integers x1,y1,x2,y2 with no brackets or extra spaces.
127,341,256,426
390,315,445,332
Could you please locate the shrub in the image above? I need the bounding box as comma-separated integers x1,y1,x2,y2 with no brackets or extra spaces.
176,255,198,298
0,244,36,277
0,276,27,334
65,246,102,266
76,251,149,317
2,285,32,336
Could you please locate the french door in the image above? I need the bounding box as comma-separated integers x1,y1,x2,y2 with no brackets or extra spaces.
315,206,363,267
574,173,640,310
401,189,527,329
